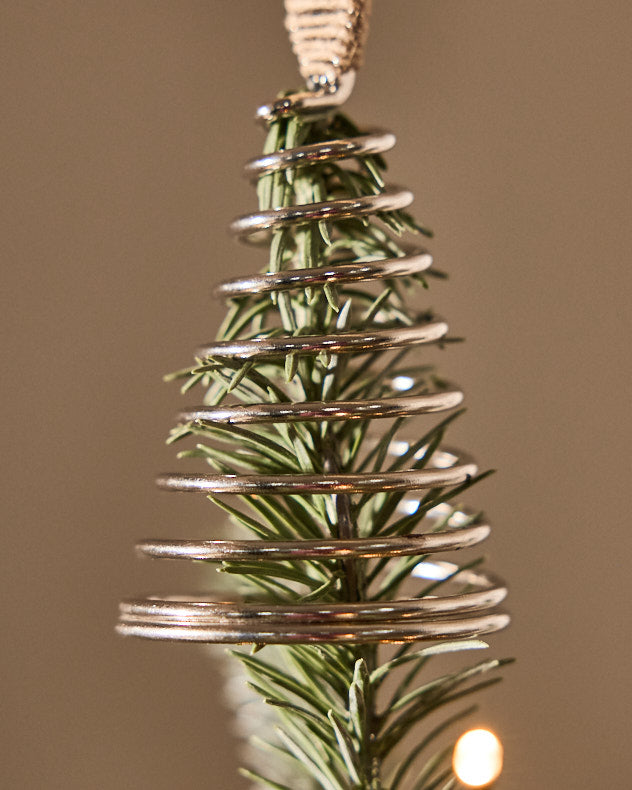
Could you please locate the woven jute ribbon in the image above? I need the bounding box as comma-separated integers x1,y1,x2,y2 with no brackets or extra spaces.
284,0,372,86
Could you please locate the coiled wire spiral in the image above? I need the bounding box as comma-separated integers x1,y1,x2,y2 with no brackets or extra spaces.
116,82,508,648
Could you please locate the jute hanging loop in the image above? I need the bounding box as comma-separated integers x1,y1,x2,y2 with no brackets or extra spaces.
284,0,372,86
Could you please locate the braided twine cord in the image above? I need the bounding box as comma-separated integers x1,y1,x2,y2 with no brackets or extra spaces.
284,0,372,85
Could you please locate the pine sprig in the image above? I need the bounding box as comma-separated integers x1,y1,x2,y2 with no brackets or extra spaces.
168,108,509,788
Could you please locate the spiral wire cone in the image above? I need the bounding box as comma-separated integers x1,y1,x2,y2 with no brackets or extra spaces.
117,80,510,786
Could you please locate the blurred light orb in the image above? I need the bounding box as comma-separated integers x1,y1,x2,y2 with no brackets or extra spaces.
452,728,503,787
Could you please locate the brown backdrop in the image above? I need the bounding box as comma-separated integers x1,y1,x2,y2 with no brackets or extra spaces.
2,2,631,788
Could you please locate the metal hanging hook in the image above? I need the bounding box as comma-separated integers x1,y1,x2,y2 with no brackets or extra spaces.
256,69,356,124
257,0,372,122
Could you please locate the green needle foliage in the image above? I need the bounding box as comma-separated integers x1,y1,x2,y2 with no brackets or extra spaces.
167,107,509,789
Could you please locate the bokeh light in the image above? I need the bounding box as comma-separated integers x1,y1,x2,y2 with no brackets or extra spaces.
452,728,503,787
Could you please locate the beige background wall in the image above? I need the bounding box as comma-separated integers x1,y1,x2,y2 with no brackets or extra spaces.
2,2,631,787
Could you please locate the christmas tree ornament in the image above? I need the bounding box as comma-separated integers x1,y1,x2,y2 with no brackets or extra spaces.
118,2,510,786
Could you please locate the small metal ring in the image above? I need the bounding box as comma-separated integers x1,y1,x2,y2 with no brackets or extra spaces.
196,321,448,361
244,130,396,179
155,453,477,496
120,584,506,626
178,390,462,425
229,185,413,238
214,251,432,298
137,523,490,562
116,611,510,645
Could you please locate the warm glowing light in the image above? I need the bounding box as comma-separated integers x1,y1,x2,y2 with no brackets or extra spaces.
453,729,503,787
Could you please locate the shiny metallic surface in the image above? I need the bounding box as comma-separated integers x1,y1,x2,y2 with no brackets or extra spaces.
255,70,356,123
229,185,413,238
137,523,491,561
116,612,510,645
214,251,432,297
196,320,448,361
118,600,507,630
119,572,506,623
155,458,476,495
178,390,463,424
118,97,508,648
243,129,395,178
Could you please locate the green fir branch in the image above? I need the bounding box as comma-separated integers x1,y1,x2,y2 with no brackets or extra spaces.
167,104,510,789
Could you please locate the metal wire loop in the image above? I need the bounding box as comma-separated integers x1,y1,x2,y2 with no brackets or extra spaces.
196,321,448,362
137,523,490,562
243,129,395,179
116,612,510,645
177,390,463,425
214,250,432,298
256,70,356,123
120,592,507,627
230,185,413,239
117,559,508,644
156,451,476,497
